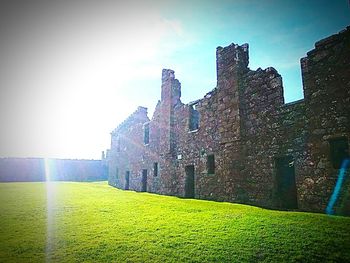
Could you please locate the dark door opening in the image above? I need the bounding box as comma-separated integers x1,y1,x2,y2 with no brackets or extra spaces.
125,171,130,190
141,169,147,192
275,156,298,209
185,165,195,198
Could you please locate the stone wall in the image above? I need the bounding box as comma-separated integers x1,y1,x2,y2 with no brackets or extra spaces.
108,27,350,215
0,158,107,182
299,27,350,213
108,106,150,189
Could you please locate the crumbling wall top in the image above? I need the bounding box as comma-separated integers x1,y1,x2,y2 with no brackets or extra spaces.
112,106,149,135
314,26,350,50
216,43,249,80
162,69,175,81
161,68,181,106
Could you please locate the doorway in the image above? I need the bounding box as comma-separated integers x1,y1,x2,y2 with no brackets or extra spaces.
141,169,147,192
185,165,195,198
125,171,130,190
275,156,298,209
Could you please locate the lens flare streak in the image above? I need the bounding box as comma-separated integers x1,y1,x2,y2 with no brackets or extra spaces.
326,158,350,215
44,158,55,262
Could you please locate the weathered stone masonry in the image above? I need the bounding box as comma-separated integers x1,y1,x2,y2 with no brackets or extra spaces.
108,27,350,214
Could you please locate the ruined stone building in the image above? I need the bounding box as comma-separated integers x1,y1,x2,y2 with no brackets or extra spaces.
107,27,350,214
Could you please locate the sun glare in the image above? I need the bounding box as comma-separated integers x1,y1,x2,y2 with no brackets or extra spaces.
44,158,51,182
44,158,55,262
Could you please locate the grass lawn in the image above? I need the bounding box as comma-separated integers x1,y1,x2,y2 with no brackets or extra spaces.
0,182,350,262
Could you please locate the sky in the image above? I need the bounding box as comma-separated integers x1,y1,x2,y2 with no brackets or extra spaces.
0,0,349,160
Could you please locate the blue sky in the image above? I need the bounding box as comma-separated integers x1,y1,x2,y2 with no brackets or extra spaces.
0,0,349,159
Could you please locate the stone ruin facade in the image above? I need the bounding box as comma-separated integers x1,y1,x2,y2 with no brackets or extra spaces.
107,27,350,214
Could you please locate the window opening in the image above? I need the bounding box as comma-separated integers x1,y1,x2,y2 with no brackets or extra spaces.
143,123,150,144
153,162,158,177
189,104,200,131
116,136,120,152
329,137,349,169
207,154,215,174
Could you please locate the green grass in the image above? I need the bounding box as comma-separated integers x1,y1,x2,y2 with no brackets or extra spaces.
0,182,350,262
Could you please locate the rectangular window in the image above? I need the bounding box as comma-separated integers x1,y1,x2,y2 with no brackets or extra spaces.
143,123,150,144
207,154,215,174
116,136,120,152
189,104,200,131
153,162,158,177
329,137,349,169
